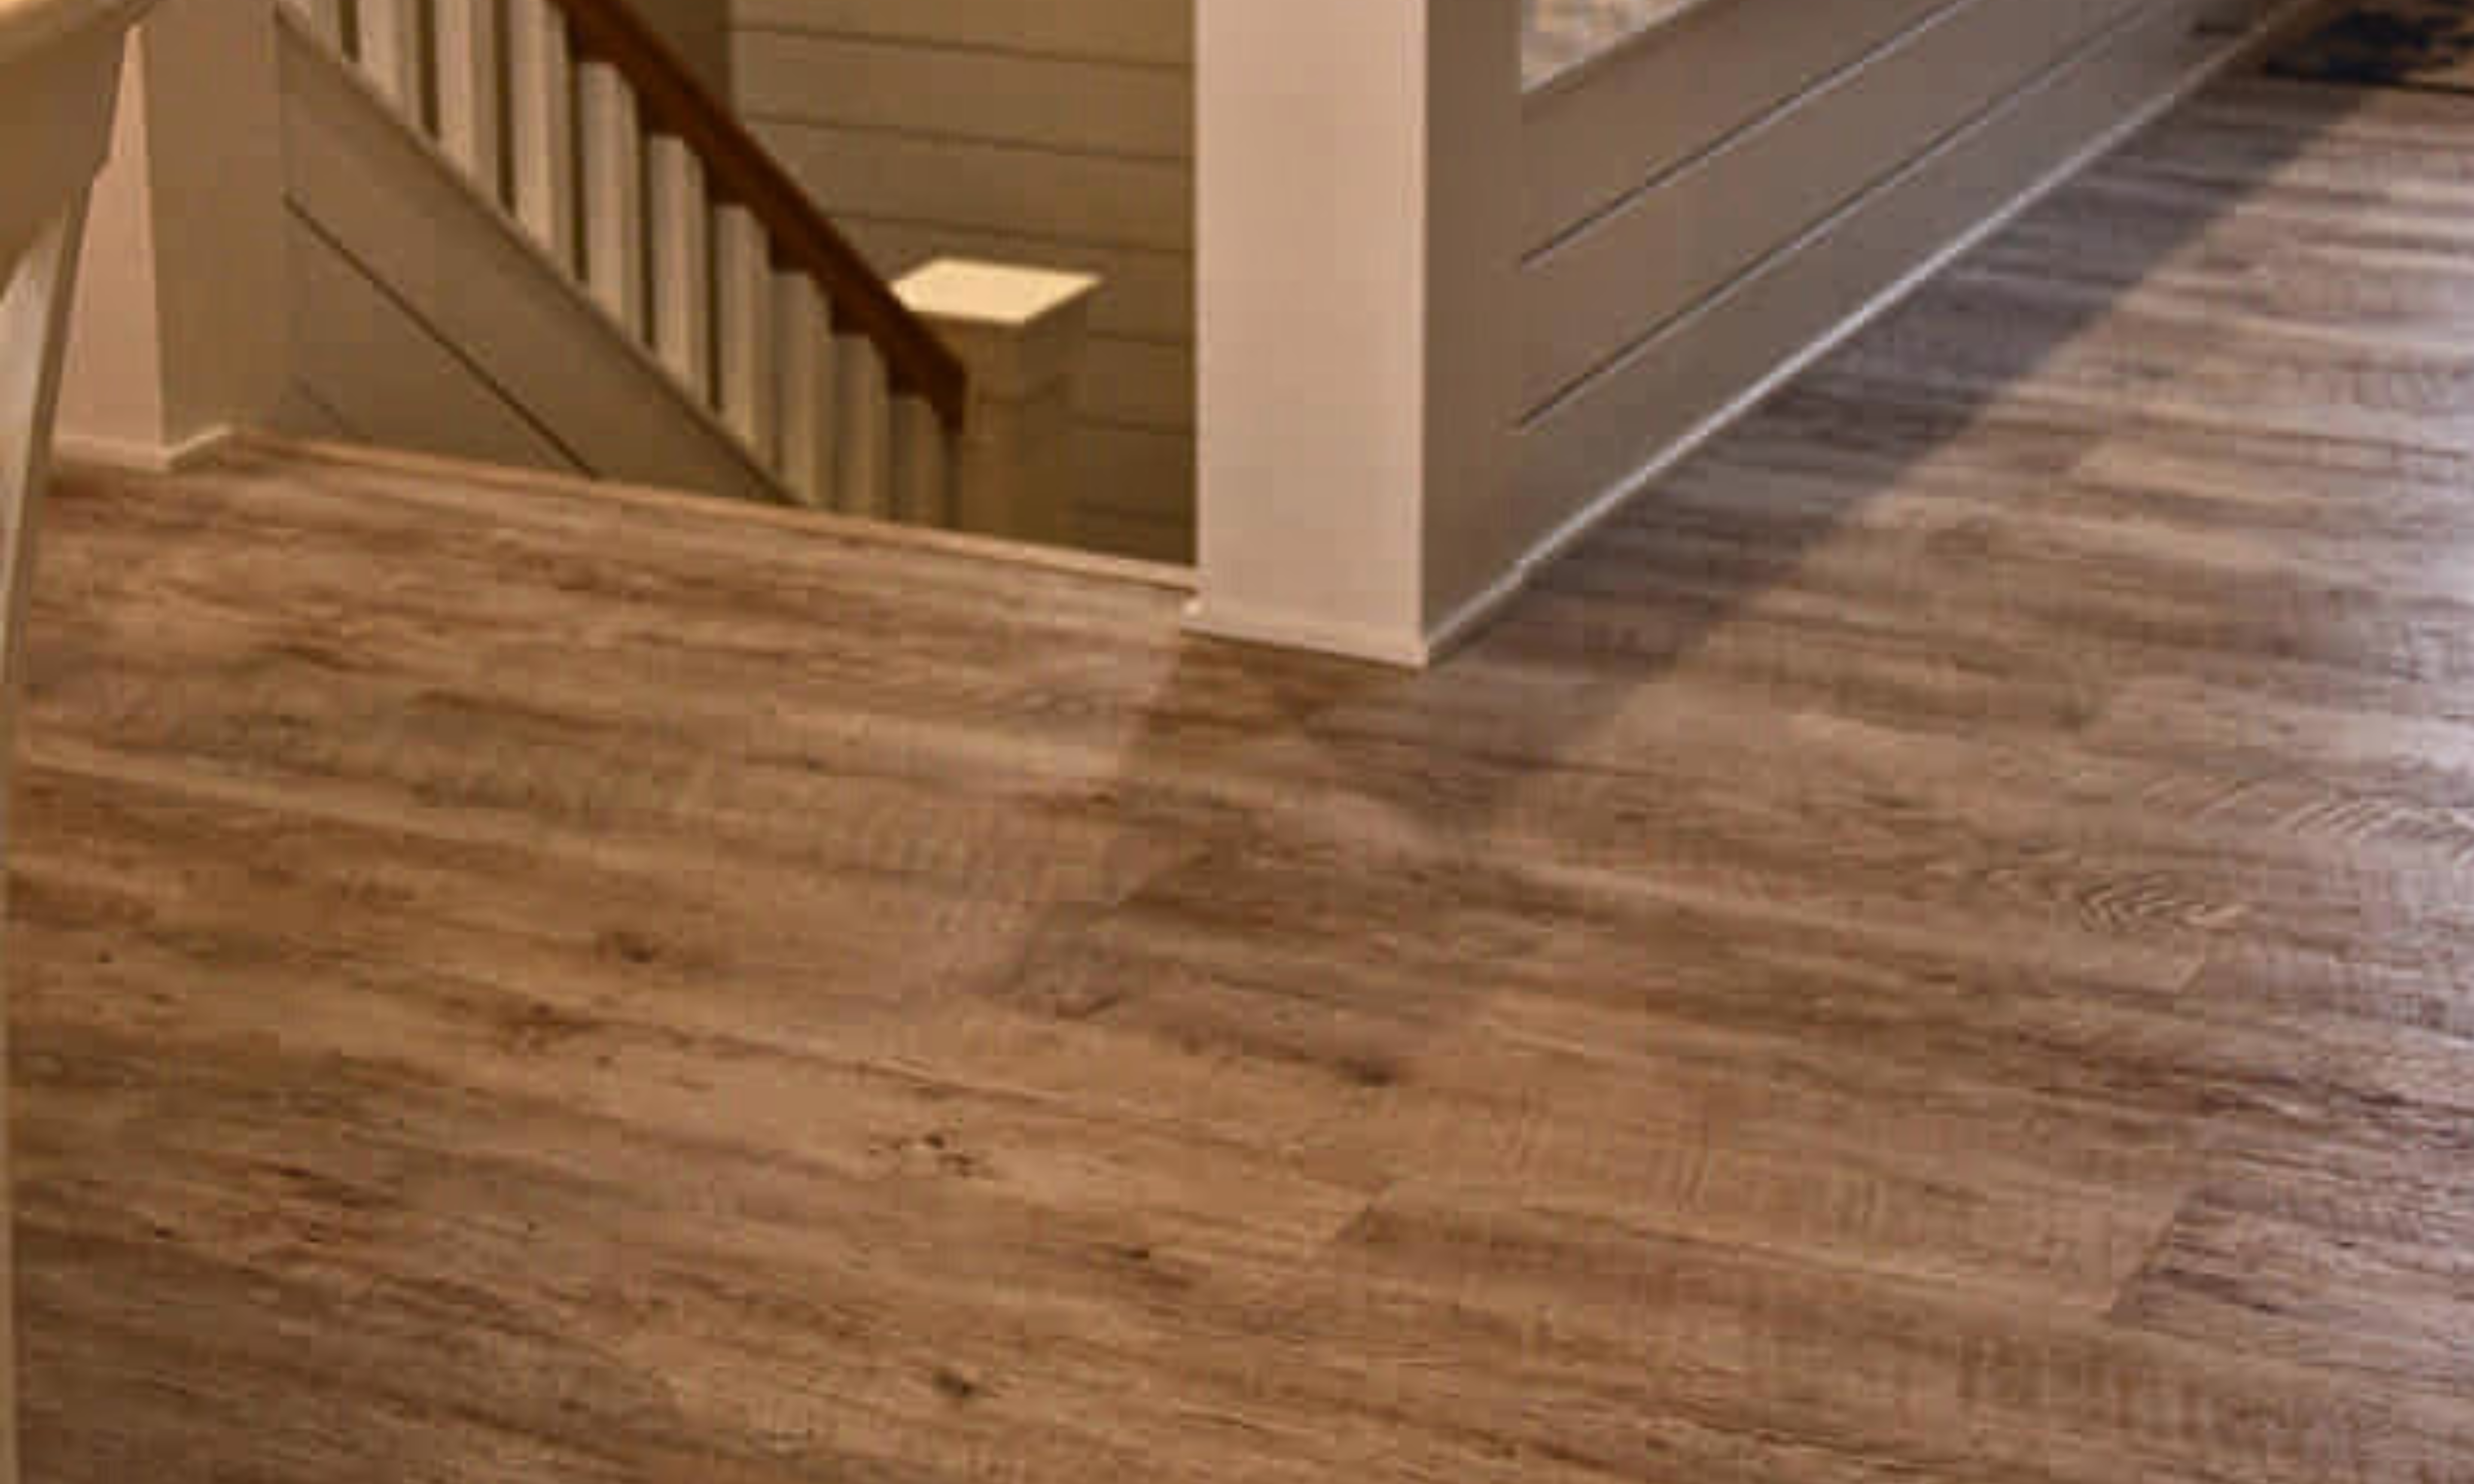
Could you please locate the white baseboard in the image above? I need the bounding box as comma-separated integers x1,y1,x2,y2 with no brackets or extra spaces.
1183,595,1435,670
52,423,240,474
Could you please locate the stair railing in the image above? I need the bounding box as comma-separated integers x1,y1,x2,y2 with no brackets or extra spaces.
279,0,967,520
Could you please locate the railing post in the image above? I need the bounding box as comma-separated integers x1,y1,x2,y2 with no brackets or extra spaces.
896,258,1100,548
57,0,292,469
1190,0,1523,666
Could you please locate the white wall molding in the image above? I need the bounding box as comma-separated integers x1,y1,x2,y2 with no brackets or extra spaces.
52,421,237,472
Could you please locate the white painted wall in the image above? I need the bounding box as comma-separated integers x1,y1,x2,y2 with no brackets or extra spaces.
729,0,1195,562
1189,0,1521,663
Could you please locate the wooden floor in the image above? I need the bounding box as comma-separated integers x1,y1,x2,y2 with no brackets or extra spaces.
21,74,2474,1481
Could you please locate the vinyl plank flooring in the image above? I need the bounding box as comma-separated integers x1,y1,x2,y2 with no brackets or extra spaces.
22,67,2474,1484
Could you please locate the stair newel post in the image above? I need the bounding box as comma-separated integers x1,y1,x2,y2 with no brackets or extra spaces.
895,259,1100,548
58,0,292,469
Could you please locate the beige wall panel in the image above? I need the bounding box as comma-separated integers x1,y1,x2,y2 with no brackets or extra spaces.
752,121,1191,253
1522,0,2150,412
1079,424,1195,560
1522,0,1957,248
1077,506,1192,565
1518,0,2229,556
733,0,1189,66
284,213,580,472
734,33,1190,159
1080,338,1193,433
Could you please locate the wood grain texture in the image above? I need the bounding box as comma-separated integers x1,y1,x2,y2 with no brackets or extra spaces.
21,73,2474,1483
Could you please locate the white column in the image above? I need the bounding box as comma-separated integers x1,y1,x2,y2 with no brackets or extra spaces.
1190,0,1523,666
59,0,293,468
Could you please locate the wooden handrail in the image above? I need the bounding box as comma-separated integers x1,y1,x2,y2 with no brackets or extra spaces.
556,0,968,430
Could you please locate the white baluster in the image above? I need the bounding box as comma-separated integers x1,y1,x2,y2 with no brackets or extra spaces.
507,0,576,272
354,0,424,119
434,0,502,198
835,335,890,519
578,62,646,337
278,0,344,48
774,273,837,508
647,137,712,401
891,397,951,528
714,204,777,464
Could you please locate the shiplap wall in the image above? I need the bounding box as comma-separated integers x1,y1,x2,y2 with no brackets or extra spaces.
638,0,732,98
730,0,1195,563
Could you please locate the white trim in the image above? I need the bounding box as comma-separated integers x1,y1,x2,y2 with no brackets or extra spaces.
238,430,1200,592
1184,595,1434,669
52,422,238,473
1419,560,1533,665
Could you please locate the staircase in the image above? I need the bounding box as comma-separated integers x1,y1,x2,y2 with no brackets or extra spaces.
274,0,962,520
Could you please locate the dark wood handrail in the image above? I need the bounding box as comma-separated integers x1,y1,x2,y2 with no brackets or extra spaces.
558,0,967,430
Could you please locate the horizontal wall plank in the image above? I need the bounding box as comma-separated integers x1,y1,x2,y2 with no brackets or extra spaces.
1523,0,2149,412
1082,338,1194,432
1519,0,2229,552
732,0,1190,67
1523,0,1957,249
1080,423,1194,519
735,32,1191,159
1077,505,1193,564
753,118,1192,252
